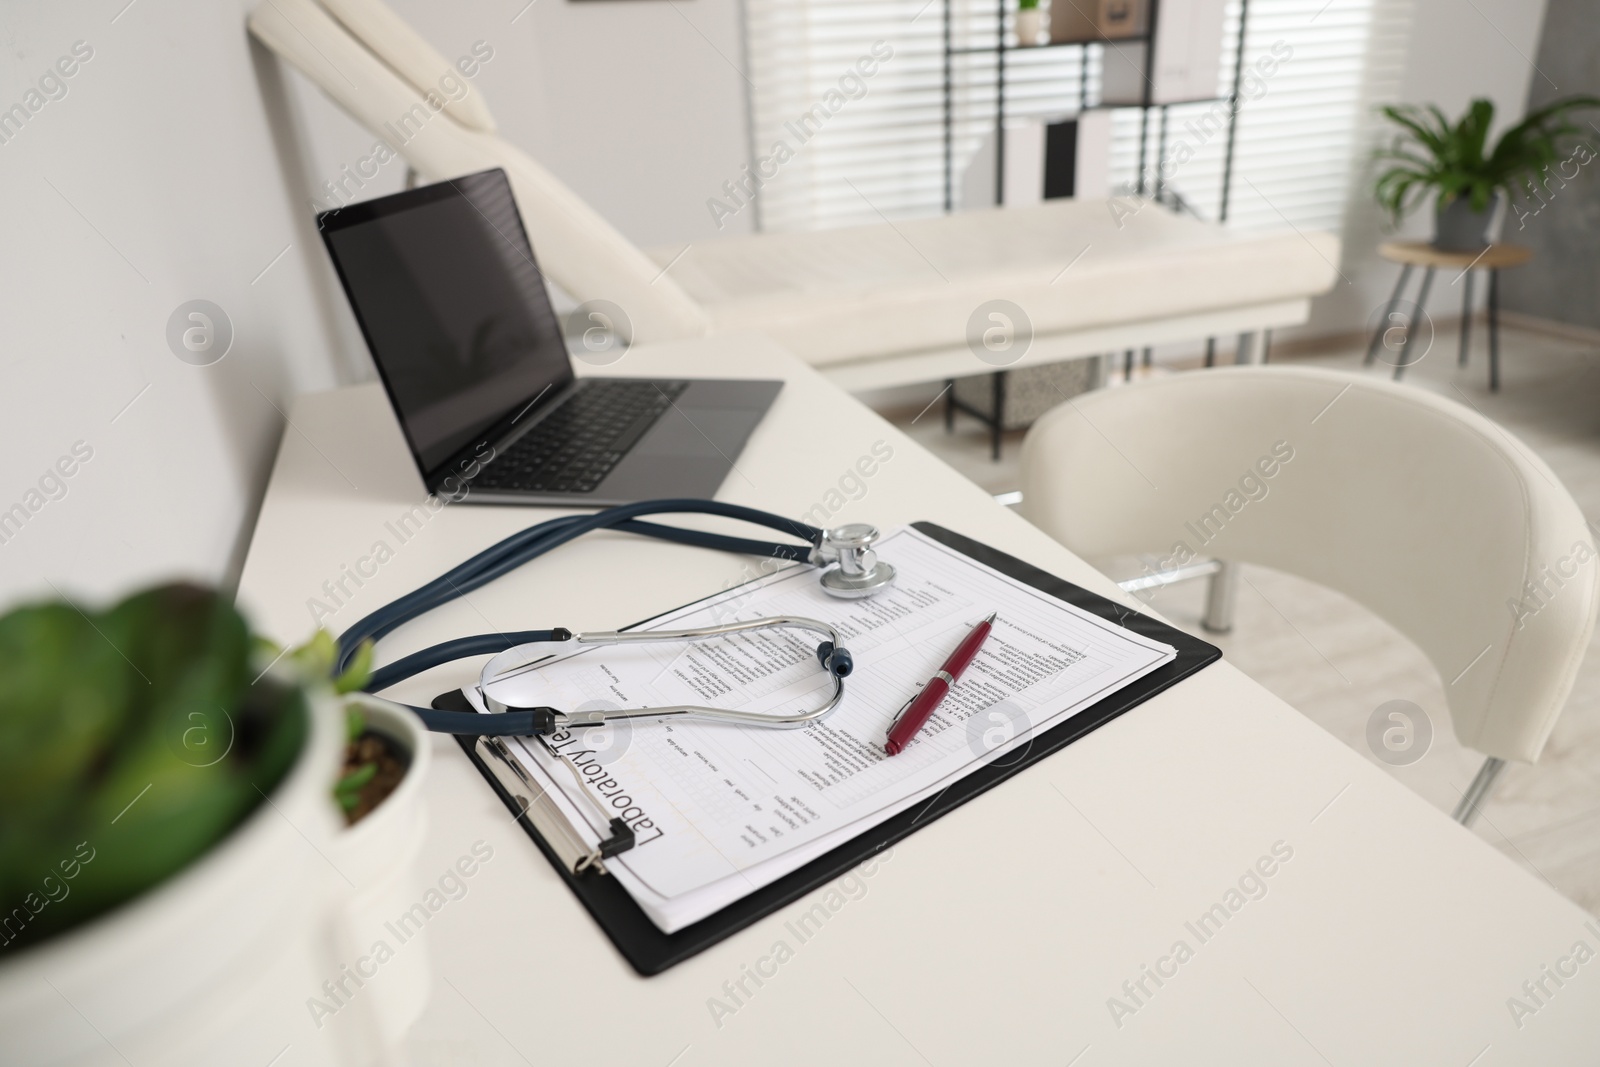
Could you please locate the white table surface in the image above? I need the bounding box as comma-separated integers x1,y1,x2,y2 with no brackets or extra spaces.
237,332,1600,1066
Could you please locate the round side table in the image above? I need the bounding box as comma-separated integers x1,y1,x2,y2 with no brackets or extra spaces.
1365,240,1532,391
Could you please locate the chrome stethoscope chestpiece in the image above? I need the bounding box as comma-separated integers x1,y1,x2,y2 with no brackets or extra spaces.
813,523,897,599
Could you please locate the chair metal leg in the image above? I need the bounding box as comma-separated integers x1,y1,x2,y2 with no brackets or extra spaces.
1489,268,1501,392
1141,346,1152,368
1202,560,1239,633
1459,270,1474,367
944,378,955,432
1124,349,1135,381
1118,558,1222,596
1261,329,1272,364
1367,264,1413,365
1452,756,1506,826
1395,267,1435,379
1204,337,1216,368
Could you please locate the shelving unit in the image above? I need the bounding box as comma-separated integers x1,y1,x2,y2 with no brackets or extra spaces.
939,0,1248,213
938,0,1255,458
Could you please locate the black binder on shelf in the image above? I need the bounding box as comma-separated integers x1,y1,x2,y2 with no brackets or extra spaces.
441,522,1221,975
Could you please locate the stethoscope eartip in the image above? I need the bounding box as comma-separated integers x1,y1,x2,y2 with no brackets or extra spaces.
817,641,854,677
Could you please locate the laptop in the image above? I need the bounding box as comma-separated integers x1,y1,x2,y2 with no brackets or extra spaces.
316,168,780,506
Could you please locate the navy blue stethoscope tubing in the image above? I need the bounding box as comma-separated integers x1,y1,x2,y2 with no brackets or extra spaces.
335,498,823,735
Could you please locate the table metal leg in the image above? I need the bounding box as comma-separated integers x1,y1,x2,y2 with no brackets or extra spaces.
944,378,955,432
1124,349,1135,381
1141,346,1152,368
1489,269,1501,392
1395,267,1434,379
1367,264,1414,365
1262,329,1272,364
1459,271,1474,367
1204,337,1216,367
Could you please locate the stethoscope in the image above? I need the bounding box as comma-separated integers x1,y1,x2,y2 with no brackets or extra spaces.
339,499,897,737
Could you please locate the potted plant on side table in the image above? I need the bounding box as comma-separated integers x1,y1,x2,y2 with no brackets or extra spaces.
1374,95,1600,250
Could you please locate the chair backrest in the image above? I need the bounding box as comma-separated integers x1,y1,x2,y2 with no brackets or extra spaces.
248,0,711,344
1020,366,1598,763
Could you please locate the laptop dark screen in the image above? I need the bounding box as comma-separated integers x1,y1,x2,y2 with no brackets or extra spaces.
318,169,572,478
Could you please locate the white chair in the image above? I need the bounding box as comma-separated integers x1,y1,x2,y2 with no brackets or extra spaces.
1019,366,1599,824
246,0,1340,388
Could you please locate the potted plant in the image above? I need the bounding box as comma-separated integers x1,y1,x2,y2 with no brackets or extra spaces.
1374,95,1600,251
0,584,430,1066
1016,0,1047,47
300,634,436,1053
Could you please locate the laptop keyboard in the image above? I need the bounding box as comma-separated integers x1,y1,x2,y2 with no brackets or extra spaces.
474,380,689,495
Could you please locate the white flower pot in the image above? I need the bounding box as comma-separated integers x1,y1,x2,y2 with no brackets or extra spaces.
319,695,435,1055
1016,7,1047,46
0,689,370,1067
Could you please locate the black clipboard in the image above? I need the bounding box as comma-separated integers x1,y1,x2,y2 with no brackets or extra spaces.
441,522,1221,975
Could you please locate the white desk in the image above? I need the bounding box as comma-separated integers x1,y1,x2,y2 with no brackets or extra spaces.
238,333,1599,1065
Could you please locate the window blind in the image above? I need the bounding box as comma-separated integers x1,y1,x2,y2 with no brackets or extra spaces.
741,0,1412,238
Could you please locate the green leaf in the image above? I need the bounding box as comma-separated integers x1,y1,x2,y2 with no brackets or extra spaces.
346,705,367,743
290,629,337,679
334,639,373,695
336,761,378,795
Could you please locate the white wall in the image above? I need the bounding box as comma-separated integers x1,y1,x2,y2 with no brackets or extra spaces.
282,0,754,250
0,2,341,609
1304,0,1549,339
0,0,751,612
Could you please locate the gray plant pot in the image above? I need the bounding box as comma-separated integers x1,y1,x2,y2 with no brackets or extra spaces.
1433,194,1500,252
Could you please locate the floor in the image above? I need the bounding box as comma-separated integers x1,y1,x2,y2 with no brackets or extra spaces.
874,321,1600,916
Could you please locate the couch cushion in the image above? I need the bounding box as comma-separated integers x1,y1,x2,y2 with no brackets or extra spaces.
646,198,1340,366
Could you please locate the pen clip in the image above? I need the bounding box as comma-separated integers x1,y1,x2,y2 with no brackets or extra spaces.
887,686,921,732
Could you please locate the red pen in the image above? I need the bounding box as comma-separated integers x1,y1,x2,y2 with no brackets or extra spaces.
884,612,997,755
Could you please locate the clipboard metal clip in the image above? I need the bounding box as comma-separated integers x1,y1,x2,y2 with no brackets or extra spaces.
475,736,636,875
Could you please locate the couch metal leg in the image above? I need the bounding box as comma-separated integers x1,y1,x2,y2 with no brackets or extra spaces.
1202,560,1239,633
1235,331,1263,365
1088,354,1108,390
1452,757,1506,826
991,370,1005,461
